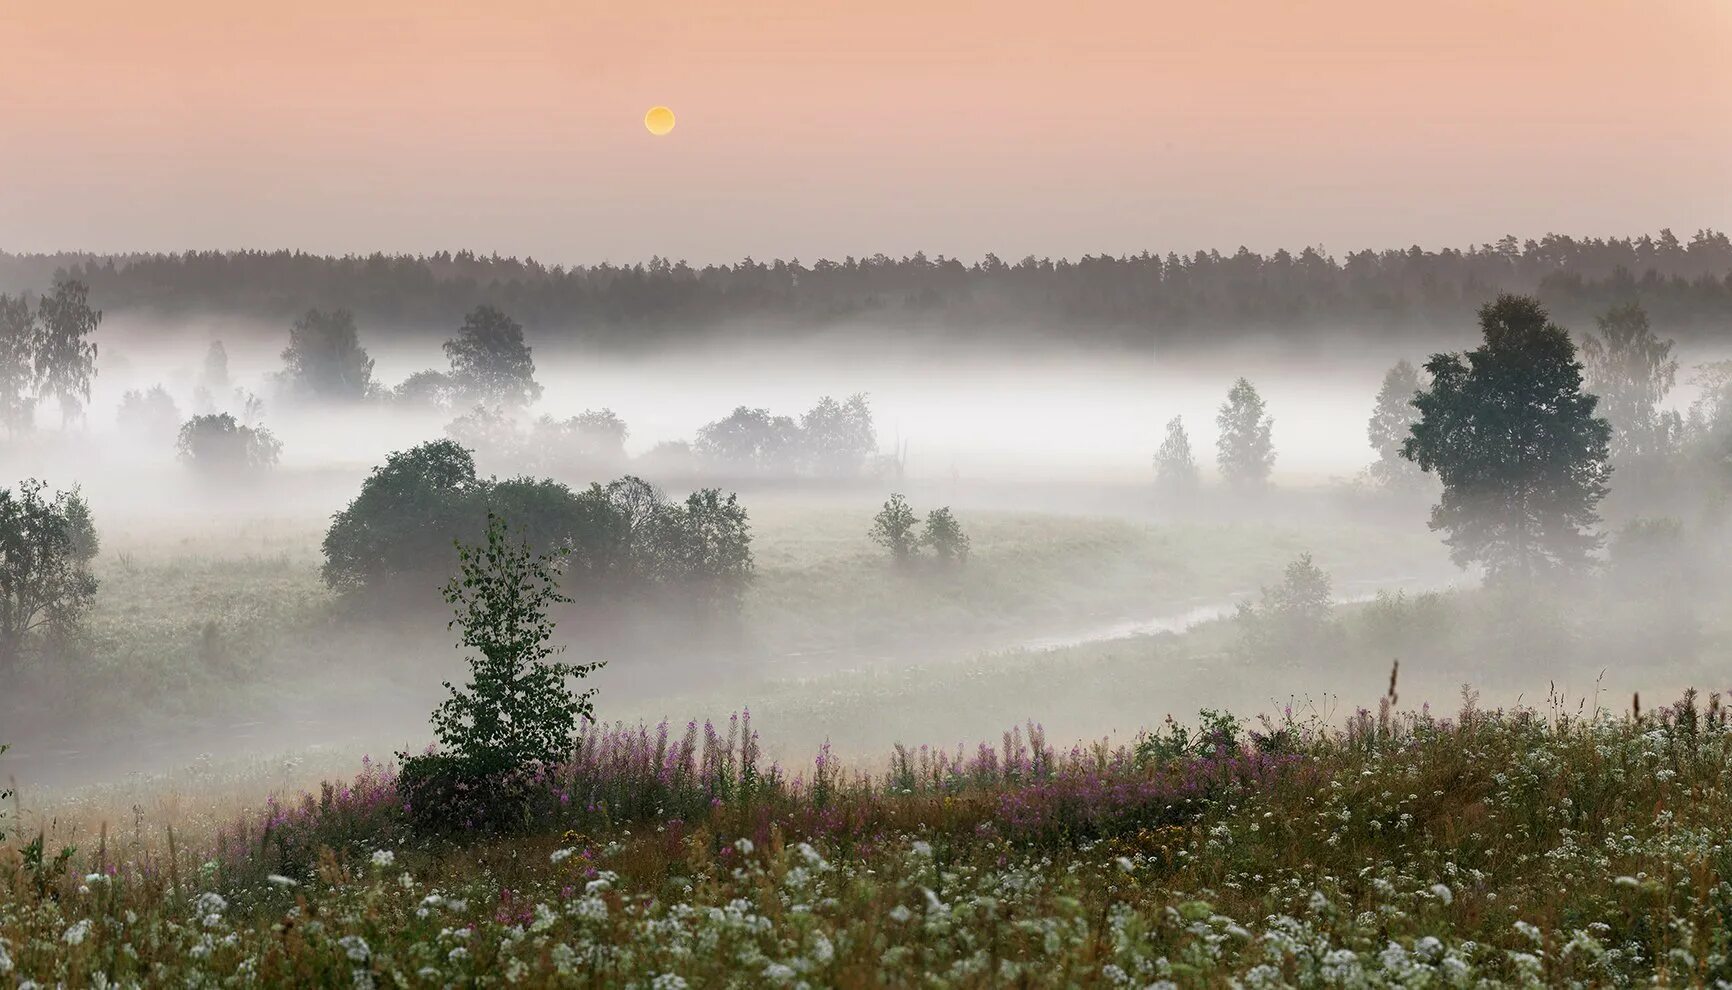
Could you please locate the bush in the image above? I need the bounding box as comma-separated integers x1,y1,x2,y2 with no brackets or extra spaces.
0,479,99,668
869,493,920,564
1236,552,1338,661
921,506,970,563
176,413,282,474
398,514,602,834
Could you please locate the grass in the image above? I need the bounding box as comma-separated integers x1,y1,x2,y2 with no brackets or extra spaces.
4,689,1732,986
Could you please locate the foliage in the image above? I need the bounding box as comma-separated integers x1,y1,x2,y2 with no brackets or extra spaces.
526,408,630,473
920,506,970,563
694,406,802,472
32,277,101,427
1235,551,1337,660
0,295,37,439
1581,302,1680,463
444,305,541,410
659,488,756,606
695,395,878,476
392,369,457,411
116,385,181,443
1215,377,1274,492
11,692,1732,984
0,480,99,668
399,514,602,833
443,403,519,456
1403,294,1613,582
17,228,1732,346
1152,414,1199,501
1366,359,1428,490
868,493,920,564
175,413,283,474
201,340,229,392
277,308,375,401
799,393,877,476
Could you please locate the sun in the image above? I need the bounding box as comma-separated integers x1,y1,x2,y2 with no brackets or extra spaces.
644,106,675,136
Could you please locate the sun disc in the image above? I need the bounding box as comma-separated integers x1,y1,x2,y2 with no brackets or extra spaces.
644,106,675,136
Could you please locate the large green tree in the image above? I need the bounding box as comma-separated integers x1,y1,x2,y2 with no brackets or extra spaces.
1402,295,1611,582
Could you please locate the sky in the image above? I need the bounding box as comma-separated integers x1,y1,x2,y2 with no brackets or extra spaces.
1,0,1729,265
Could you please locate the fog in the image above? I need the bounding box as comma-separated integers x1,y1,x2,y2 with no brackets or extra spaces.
2,308,1730,797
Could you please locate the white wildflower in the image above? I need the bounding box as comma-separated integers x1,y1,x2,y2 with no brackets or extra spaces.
370,850,395,869
339,935,371,962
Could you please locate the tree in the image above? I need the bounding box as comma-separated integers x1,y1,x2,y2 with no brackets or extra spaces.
921,506,970,564
1580,302,1679,463
1153,415,1199,500
278,308,374,400
445,403,521,457
0,295,38,439
800,393,877,476
695,406,802,472
1236,552,1336,659
0,480,100,668
176,413,283,474
117,385,182,443
1215,378,1274,492
322,440,484,594
869,493,920,564
394,369,457,410
201,340,230,392
1367,360,1428,490
1402,294,1612,582
34,277,100,428
661,489,755,607
445,305,541,410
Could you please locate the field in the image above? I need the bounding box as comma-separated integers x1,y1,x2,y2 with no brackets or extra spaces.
4,689,1731,986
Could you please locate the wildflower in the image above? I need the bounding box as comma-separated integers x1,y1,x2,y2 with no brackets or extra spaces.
370,850,396,869
339,935,371,962
1429,882,1454,906
62,920,93,946
888,905,913,923
267,874,299,888
910,840,933,857
551,847,576,865
734,837,755,855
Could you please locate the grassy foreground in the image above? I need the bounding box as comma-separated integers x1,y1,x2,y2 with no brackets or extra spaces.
5,690,1732,986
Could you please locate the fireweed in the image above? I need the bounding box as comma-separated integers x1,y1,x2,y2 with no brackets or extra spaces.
4,692,1732,986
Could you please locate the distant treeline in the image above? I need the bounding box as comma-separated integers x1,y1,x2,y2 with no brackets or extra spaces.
2,229,1730,345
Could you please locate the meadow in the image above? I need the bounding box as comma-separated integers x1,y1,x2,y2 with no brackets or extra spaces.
4,687,1730,986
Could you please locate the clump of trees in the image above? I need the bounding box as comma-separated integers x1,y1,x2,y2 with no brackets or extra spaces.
397,513,603,834
1236,552,1337,661
1402,294,1611,583
0,480,99,669
117,385,182,444
869,493,970,567
322,440,753,608
696,394,878,477
0,277,101,436
176,413,283,475
1216,378,1274,493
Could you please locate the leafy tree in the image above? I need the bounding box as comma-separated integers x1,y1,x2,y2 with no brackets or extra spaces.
322,440,484,594
1367,360,1428,490
0,480,99,668
201,340,230,392
444,404,521,457
0,295,38,439
176,414,282,474
1402,294,1612,582
661,489,755,606
393,369,458,411
1236,552,1336,659
1215,378,1274,492
34,277,100,428
278,308,375,400
529,409,630,471
800,393,877,476
117,385,181,443
695,406,801,472
397,514,602,833
921,506,970,564
869,493,920,564
1580,302,1680,463
445,305,541,410
1153,415,1199,500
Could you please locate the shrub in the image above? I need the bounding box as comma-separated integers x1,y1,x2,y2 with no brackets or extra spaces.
398,514,602,834
921,506,970,564
175,413,282,474
869,493,920,564
1236,552,1338,661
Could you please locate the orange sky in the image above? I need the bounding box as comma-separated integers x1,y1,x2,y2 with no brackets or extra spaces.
1,0,1728,263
